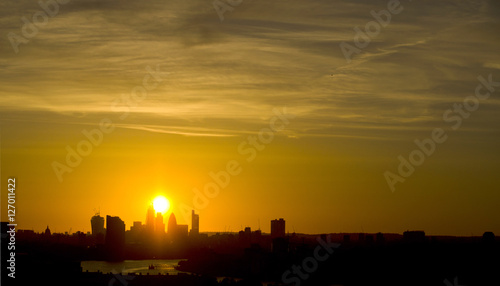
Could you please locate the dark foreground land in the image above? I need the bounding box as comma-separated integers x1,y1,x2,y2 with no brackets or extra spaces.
1,230,499,286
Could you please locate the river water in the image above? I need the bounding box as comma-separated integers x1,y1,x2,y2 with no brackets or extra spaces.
81,259,278,285
81,259,188,275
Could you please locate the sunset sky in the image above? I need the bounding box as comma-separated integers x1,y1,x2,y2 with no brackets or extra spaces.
1,0,499,236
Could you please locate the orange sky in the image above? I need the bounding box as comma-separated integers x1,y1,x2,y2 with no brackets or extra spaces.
1,0,500,236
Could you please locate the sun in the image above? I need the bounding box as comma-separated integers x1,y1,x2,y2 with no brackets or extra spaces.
153,196,170,213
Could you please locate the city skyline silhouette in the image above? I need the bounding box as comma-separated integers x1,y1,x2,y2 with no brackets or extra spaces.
1,0,500,285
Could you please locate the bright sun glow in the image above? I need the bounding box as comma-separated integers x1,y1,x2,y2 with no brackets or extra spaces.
153,196,170,213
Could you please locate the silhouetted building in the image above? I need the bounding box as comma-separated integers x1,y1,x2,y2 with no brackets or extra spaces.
130,221,142,232
403,230,426,243
166,213,189,242
358,233,365,242
91,214,105,236
155,212,165,234
105,215,125,260
239,227,252,246
44,225,51,236
376,232,385,243
482,232,495,243
177,224,188,239
91,213,105,244
343,234,351,243
146,205,155,234
253,229,262,243
168,213,177,235
168,213,180,242
272,237,289,255
365,234,374,243
271,218,285,238
190,210,199,236
129,221,143,243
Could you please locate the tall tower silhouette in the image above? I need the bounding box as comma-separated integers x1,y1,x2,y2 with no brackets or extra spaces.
168,213,177,235
271,218,286,238
105,215,125,261
91,212,105,244
146,204,155,233
91,213,105,236
191,210,199,236
155,212,165,234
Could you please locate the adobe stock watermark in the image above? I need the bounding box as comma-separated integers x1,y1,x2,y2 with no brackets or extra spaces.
108,269,134,286
179,107,295,222
339,0,405,63
282,235,340,286
213,0,243,21
444,276,466,286
52,64,164,182
7,0,71,54
385,74,500,192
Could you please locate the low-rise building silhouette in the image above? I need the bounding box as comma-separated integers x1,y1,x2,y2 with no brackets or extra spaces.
403,230,426,243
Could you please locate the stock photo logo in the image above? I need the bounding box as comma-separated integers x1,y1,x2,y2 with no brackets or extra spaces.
51,65,164,182
385,74,500,192
340,0,405,63
7,0,71,54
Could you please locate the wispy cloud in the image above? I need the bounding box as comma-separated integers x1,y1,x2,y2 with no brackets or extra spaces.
1,0,499,139
116,123,237,137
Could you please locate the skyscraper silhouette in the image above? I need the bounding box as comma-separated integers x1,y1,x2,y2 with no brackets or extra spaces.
105,215,125,261
191,210,199,236
168,213,177,235
155,212,165,234
146,204,155,234
91,213,105,244
271,218,285,238
91,213,105,236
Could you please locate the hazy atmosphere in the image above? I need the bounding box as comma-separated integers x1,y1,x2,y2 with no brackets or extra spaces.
1,0,499,236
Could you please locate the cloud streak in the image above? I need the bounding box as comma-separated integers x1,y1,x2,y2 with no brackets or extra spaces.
1,0,499,139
